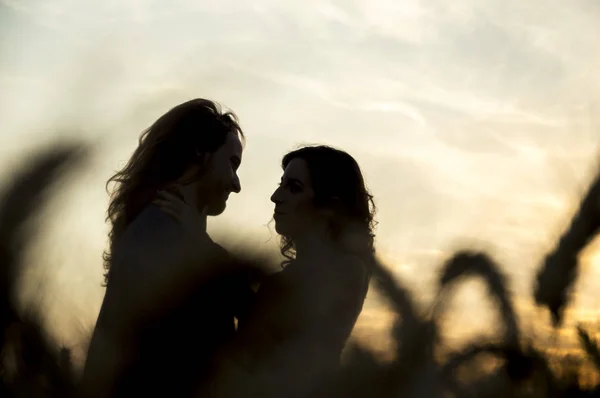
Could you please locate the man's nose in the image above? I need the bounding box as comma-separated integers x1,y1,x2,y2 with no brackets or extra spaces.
232,174,241,193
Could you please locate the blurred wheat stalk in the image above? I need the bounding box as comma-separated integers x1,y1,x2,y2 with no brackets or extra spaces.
2,143,600,397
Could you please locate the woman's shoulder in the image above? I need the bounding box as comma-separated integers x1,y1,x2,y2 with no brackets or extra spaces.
304,251,369,318
325,250,369,290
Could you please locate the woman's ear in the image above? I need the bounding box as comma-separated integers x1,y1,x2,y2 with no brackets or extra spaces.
328,196,344,211
317,197,343,218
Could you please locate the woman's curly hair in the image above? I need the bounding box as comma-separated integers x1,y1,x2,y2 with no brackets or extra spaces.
278,145,377,267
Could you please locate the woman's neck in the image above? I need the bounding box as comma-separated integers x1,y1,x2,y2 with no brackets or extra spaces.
294,227,334,262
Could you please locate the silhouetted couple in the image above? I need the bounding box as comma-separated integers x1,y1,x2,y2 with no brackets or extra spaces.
81,99,377,398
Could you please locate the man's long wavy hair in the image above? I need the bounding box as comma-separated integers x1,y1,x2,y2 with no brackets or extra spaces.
103,99,243,284
278,145,377,267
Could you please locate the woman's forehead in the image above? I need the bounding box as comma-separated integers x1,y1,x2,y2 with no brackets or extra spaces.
283,158,310,181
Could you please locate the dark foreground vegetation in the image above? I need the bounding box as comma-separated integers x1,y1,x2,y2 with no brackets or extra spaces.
2,143,600,397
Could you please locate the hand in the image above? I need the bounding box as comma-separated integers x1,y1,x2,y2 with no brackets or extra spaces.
153,188,208,242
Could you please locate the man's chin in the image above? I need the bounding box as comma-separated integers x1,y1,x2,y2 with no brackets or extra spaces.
206,201,227,216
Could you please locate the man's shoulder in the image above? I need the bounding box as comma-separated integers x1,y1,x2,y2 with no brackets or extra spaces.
122,205,180,247
113,205,229,267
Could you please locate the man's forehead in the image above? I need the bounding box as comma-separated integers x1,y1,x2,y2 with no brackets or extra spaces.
225,131,243,156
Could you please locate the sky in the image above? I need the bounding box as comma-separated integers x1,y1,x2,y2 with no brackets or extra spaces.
1,0,600,361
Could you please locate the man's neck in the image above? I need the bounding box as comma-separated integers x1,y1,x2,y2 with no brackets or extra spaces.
171,183,208,233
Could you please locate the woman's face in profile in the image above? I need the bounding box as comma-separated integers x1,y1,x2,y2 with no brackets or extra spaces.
270,158,317,238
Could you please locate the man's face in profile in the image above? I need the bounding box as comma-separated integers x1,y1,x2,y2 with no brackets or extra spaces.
185,131,243,216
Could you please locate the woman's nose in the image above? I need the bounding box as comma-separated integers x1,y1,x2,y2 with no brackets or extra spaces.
271,186,283,204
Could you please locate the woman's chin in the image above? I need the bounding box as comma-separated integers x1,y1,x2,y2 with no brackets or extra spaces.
273,222,287,236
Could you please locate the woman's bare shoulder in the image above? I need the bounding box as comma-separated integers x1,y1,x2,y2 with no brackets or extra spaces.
326,251,369,289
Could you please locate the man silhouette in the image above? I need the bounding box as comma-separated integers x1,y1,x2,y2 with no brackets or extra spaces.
80,99,250,398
